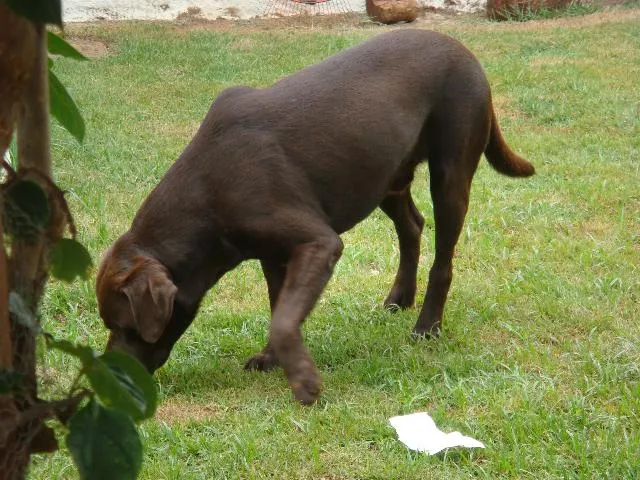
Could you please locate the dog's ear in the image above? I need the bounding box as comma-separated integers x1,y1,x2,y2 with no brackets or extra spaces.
120,260,178,344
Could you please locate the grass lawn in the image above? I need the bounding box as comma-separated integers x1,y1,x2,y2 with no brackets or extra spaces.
30,7,639,479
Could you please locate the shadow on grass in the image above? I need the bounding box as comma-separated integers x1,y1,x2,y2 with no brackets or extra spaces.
151,295,501,405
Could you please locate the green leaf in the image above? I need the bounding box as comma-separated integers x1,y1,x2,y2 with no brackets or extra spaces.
3,179,51,240
66,400,143,480
99,351,158,420
0,370,25,394
8,291,41,333
46,338,156,421
50,238,93,282
85,352,156,422
47,32,88,61
3,0,63,26
49,69,85,143
47,338,96,366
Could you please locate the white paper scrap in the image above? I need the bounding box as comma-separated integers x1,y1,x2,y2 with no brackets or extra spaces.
389,412,485,455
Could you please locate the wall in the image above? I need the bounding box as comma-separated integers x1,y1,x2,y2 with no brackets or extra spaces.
63,0,485,22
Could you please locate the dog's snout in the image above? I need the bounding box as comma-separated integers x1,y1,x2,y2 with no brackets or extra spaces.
106,330,168,374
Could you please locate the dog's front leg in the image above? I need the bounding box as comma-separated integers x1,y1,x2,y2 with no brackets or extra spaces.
268,233,343,405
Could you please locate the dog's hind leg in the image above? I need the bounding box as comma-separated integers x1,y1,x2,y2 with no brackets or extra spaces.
380,189,424,310
244,259,285,372
413,110,488,336
413,163,473,337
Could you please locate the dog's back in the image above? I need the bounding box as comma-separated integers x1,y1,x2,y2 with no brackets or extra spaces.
176,30,494,233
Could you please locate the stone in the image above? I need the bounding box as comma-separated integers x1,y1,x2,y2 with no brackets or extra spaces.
366,0,419,24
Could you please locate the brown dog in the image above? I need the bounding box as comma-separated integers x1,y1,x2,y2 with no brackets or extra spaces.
96,29,534,405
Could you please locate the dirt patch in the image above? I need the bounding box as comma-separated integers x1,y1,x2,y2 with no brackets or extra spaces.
173,11,367,32
492,95,525,122
574,218,616,240
155,399,224,424
152,120,200,139
67,37,110,58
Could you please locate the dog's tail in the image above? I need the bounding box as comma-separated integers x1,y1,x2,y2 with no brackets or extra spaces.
484,107,535,177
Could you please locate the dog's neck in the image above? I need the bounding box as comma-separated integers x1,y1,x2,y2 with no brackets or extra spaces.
120,229,242,312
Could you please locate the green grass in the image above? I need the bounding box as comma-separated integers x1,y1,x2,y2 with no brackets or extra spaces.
493,1,599,22
29,9,640,479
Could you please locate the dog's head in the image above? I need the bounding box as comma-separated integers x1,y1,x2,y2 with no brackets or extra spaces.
96,239,178,372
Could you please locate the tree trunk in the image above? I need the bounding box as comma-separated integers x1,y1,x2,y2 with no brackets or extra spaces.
11,21,51,392
0,4,37,154
0,10,56,478
0,192,24,480
0,5,37,480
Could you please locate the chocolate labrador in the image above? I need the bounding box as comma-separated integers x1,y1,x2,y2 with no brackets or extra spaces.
96,29,534,404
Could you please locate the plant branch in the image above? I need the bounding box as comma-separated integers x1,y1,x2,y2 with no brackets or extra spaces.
18,390,90,426
2,165,77,239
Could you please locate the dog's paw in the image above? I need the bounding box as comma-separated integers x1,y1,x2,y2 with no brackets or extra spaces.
291,369,322,406
383,286,415,311
411,326,440,340
244,352,279,372
383,301,401,313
